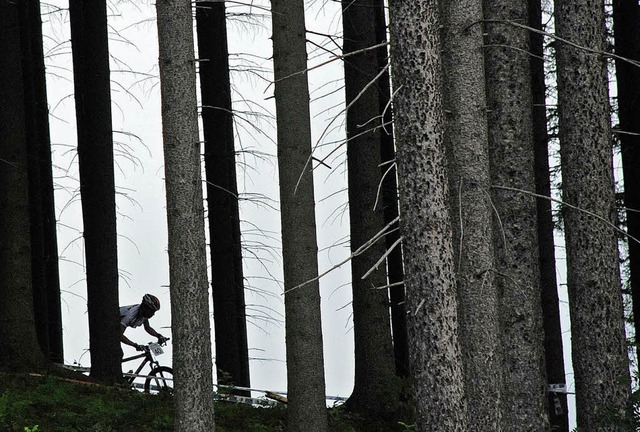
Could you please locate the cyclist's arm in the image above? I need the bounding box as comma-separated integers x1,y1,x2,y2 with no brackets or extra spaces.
143,320,162,338
120,324,139,348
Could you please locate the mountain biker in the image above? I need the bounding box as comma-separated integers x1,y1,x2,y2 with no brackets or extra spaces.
119,293,168,353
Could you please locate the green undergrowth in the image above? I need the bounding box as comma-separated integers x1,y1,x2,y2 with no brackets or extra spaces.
0,373,409,431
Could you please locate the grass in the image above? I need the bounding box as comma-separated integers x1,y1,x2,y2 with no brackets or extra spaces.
0,373,410,431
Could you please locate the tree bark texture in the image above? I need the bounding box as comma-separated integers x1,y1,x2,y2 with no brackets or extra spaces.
270,0,329,430
19,0,63,364
69,0,121,383
156,0,216,430
342,0,399,420
529,0,569,429
554,0,632,429
440,0,502,429
0,0,48,372
195,0,251,395
613,0,640,368
483,2,549,429
388,1,468,430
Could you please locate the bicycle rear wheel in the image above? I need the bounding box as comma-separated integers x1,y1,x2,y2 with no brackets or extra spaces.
144,366,173,394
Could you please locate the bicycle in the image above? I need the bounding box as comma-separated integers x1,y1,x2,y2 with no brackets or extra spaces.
122,338,173,394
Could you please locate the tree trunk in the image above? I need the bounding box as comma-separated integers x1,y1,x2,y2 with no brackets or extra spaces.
613,0,640,368
388,1,468,430
440,0,502,429
19,0,63,364
375,1,409,380
342,0,399,420
69,0,121,384
270,0,329,430
554,0,632,429
195,0,251,396
0,0,48,373
484,2,549,429
529,0,569,429
156,0,217,430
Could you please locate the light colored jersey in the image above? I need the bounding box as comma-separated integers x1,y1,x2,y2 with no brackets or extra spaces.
119,304,146,329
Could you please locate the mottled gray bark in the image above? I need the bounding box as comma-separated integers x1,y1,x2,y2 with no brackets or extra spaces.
440,0,502,429
388,1,467,430
0,0,48,372
270,1,329,431
156,0,216,430
483,3,549,430
342,0,399,420
529,0,569,429
554,0,632,429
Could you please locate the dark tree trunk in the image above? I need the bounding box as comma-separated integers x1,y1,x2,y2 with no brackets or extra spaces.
69,0,121,384
195,1,251,397
19,0,63,364
529,0,568,429
484,0,549,428
0,0,48,372
613,0,640,367
375,2,409,379
342,0,399,420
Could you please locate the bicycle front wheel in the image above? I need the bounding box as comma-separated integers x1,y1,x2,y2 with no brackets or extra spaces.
144,366,173,394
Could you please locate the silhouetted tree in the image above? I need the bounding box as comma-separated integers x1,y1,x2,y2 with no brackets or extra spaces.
195,0,250,396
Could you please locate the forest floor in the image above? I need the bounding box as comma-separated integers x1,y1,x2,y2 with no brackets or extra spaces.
0,372,412,431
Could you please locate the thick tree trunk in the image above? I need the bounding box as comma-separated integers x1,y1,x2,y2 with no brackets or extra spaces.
440,0,502,429
270,0,329,430
554,0,632,429
484,2,549,429
69,0,121,384
19,0,63,364
529,0,569,429
0,0,48,373
388,1,468,430
195,0,251,396
613,0,640,368
342,0,399,420
156,0,216,430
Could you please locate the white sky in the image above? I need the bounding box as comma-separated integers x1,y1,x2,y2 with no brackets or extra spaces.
43,0,355,400
40,0,584,428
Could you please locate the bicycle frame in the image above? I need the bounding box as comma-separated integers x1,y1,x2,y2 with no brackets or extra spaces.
122,348,161,384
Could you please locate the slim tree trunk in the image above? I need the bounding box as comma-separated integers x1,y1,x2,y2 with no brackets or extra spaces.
19,0,63,364
342,0,399,420
440,0,502,429
613,0,640,368
195,0,251,396
0,0,48,372
484,2,549,429
529,0,569,429
375,1,409,379
69,0,121,384
554,0,632,429
156,0,216,430
270,0,329,430
388,1,468,430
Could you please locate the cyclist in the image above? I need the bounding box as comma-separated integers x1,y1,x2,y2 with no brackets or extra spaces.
119,293,168,352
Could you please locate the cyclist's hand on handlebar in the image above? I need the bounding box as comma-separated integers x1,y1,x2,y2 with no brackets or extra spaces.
134,344,145,352
157,335,169,345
